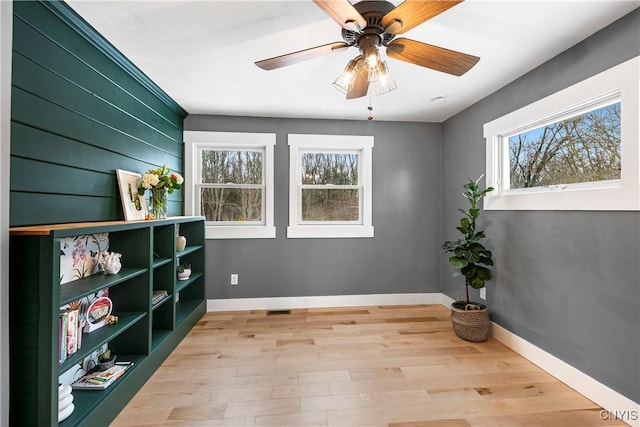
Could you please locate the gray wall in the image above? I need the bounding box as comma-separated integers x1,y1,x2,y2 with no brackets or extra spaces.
184,116,442,299
441,9,640,403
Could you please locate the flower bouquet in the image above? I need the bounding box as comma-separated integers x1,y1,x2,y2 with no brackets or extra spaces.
137,165,183,219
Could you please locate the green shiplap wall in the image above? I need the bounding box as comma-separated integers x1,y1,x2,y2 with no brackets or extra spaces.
10,1,187,226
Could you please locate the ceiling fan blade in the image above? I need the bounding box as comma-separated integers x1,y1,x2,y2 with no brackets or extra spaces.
313,0,367,32
382,0,463,35
255,42,349,70
346,64,369,99
387,38,479,76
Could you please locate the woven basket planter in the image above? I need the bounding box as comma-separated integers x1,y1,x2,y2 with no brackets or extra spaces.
450,301,490,342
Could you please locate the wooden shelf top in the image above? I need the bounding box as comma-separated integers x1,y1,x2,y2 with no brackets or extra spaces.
10,216,202,236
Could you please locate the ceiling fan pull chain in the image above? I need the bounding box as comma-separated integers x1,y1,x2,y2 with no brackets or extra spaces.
367,93,374,121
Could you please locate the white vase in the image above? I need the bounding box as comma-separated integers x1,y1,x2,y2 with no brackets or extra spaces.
176,235,187,252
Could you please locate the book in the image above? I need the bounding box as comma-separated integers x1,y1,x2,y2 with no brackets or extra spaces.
66,309,78,357
59,312,68,365
152,290,168,306
71,362,133,390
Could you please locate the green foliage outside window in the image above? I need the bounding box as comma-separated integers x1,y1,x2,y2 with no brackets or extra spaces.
200,150,263,222
300,152,360,222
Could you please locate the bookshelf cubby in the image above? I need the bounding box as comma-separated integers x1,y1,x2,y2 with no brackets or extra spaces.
9,216,205,426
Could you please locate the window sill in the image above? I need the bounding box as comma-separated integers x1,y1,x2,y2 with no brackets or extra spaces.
205,225,276,240
485,185,639,211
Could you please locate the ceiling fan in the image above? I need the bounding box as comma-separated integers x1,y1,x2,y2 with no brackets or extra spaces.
255,0,480,100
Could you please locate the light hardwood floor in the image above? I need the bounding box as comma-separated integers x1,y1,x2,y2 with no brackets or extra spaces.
110,305,624,426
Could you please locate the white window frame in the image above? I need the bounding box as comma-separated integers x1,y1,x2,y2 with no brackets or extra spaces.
483,56,639,211
183,131,275,239
288,134,374,238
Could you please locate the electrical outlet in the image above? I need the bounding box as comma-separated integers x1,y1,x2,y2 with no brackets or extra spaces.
480,288,486,300
230,274,238,285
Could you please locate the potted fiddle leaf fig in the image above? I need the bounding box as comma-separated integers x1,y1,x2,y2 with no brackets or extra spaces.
442,175,494,342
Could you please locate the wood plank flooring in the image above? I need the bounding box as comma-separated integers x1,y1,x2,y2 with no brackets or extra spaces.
110,305,624,426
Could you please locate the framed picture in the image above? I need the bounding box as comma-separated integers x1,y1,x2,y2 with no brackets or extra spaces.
116,169,147,221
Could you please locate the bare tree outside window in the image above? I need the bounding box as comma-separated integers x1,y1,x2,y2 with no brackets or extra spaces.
200,150,263,222
300,152,360,221
509,102,621,189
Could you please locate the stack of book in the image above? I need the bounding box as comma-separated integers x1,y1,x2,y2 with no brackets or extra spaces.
152,290,168,306
71,362,134,390
59,308,80,364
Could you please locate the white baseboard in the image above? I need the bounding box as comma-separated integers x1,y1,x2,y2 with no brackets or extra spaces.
439,293,639,426
491,322,639,425
206,293,442,312
206,292,638,425
440,293,456,307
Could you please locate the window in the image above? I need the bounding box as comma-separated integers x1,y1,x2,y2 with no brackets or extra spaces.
183,131,275,239
484,56,639,211
288,134,374,238
509,100,620,190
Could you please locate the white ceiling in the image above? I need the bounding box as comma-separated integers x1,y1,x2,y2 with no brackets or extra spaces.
66,0,638,122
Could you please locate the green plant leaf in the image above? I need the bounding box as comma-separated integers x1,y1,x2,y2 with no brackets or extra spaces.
449,256,468,270
458,208,472,219
453,247,465,257
478,256,494,266
470,277,485,289
476,266,492,281
461,264,476,278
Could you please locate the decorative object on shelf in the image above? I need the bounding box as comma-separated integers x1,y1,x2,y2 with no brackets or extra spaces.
137,165,184,220
106,314,119,325
150,187,167,220
85,296,113,333
116,169,148,221
98,251,122,275
177,263,192,281
58,384,74,422
176,234,187,252
442,175,494,342
97,349,116,371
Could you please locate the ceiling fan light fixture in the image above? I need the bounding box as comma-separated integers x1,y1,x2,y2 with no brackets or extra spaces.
256,1,480,101
357,34,383,73
374,61,397,95
363,46,382,72
365,52,380,71
332,56,362,94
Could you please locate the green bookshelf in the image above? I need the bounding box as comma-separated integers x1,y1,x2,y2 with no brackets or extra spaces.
9,217,206,426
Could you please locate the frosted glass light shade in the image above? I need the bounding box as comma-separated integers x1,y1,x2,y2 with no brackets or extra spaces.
374,61,397,95
332,57,361,94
